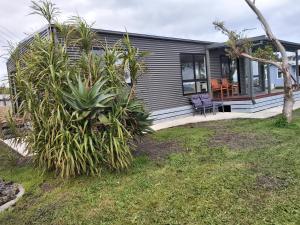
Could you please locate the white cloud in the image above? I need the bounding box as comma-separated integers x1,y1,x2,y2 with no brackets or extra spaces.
0,0,299,85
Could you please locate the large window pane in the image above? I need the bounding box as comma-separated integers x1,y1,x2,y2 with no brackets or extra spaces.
181,54,194,80
183,82,196,94
195,55,207,79
92,47,104,56
220,56,230,77
196,81,208,93
230,60,238,83
124,66,131,84
180,54,208,95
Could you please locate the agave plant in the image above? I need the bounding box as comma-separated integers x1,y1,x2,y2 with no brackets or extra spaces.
62,76,115,120
112,88,153,136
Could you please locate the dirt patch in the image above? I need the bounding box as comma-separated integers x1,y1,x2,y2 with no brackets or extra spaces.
40,182,56,193
186,121,277,151
16,156,32,166
256,175,288,191
134,136,184,160
208,131,274,150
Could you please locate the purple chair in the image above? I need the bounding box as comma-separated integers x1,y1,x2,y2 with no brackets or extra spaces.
191,94,224,116
200,94,224,115
199,94,214,116
190,95,204,115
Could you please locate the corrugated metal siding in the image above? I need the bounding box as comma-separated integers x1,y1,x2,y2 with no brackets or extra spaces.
209,48,223,79
7,27,49,75
8,27,214,116
95,32,209,112
59,31,210,112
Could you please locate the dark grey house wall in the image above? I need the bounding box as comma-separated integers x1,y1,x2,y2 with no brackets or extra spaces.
7,25,214,121
57,29,212,114
94,32,210,112
7,26,50,75
209,48,223,79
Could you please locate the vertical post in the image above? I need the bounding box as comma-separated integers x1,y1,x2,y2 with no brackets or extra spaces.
296,50,299,89
244,57,254,100
249,59,254,100
206,49,212,97
259,63,265,92
267,64,271,94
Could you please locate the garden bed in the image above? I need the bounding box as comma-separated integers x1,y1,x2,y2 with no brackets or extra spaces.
0,179,24,212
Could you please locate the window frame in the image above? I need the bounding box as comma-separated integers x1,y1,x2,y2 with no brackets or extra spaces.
180,53,208,96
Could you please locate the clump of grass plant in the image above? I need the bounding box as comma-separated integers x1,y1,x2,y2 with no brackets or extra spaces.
8,0,152,177
274,115,288,128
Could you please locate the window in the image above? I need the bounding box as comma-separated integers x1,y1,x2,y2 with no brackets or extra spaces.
180,54,208,95
91,47,131,85
124,65,132,85
92,47,104,56
220,56,230,78
220,56,238,83
277,69,283,79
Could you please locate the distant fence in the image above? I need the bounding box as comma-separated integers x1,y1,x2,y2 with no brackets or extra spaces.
0,95,11,107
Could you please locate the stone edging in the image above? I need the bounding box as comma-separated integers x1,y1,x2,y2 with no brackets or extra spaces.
0,184,25,213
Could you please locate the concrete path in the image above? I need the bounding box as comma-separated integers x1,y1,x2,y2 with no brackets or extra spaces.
151,101,300,131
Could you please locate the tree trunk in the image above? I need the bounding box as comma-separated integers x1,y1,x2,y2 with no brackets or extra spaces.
282,64,294,123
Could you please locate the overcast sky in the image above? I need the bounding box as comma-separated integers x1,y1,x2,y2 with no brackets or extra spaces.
0,0,299,86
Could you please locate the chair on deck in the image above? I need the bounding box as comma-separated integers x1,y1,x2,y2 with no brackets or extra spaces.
221,78,239,96
211,79,226,99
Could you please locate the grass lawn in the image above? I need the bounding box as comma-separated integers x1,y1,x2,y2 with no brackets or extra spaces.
1,112,300,225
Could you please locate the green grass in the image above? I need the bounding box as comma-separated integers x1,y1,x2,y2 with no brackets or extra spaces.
1,112,300,225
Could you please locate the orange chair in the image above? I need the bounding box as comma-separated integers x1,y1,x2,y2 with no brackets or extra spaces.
211,79,226,99
221,78,239,96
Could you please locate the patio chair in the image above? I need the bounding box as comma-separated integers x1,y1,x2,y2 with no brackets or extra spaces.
190,94,224,116
211,79,226,99
190,95,204,115
199,94,223,116
221,78,231,96
221,78,239,96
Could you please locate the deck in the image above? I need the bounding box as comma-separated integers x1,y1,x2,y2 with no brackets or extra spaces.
151,90,300,122
215,90,300,113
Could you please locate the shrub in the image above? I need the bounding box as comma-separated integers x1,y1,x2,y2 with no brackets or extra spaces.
274,115,288,128
8,1,152,177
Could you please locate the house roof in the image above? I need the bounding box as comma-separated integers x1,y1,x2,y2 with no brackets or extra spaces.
92,28,214,45
15,25,214,49
207,35,300,51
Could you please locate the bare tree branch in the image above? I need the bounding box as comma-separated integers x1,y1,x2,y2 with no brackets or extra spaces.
214,21,281,68
240,52,281,67
244,0,288,64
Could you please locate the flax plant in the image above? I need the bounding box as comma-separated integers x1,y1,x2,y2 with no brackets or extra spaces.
8,0,152,177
